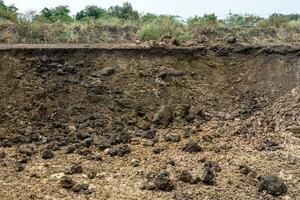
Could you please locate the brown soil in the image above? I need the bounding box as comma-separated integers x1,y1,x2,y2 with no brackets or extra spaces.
0,44,299,200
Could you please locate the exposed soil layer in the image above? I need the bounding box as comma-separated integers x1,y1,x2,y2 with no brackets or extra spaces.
0,45,299,200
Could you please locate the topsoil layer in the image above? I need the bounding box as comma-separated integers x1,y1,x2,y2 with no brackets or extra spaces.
0,44,299,200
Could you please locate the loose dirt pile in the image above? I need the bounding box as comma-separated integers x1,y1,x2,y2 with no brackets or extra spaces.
0,44,299,200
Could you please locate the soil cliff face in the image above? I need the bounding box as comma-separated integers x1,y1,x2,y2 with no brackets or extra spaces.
0,45,299,200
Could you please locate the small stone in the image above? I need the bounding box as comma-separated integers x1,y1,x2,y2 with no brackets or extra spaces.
131,159,140,167
61,176,75,189
16,164,25,172
153,171,174,191
19,147,34,156
258,175,287,196
81,137,93,148
153,105,173,127
164,134,181,142
49,173,65,180
239,164,251,175
182,141,202,153
77,132,90,140
106,145,131,157
66,163,83,175
201,167,215,185
226,36,237,44
57,69,65,75
166,158,175,166
178,170,200,184
101,67,115,76
65,145,76,154
153,147,165,154
137,129,156,139
72,183,83,193
87,184,96,194
41,149,54,159
88,171,97,179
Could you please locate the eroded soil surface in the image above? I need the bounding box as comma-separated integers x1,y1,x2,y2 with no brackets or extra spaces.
0,44,299,200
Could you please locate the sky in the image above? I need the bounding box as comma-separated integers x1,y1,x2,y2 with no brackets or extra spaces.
4,0,300,19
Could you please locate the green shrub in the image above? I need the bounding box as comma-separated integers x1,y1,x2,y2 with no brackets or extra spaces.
37,5,73,23
0,0,17,21
225,14,263,27
187,14,219,26
108,2,139,20
76,5,107,20
138,15,191,41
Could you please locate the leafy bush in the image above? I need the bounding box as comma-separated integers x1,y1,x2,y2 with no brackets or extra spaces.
0,0,18,21
225,14,263,27
138,15,191,41
258,14,289,28
108,2,139,20
38,5,73,23
76,5,107,20
187,14,219,26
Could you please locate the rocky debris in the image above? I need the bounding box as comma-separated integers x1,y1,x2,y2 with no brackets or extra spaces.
182,141,202,153
81,137,93,148
101,67,115,76
18,146,34,156
136,129,156,139
185,106,206,123
86,154,102,161
106,145,131,157
238,164,252,175
109,131,132,145
257,139,281,151
204,161,222,172
166,158,176,166
71,183,89,193
0,152,6,159
49,172,65,180
164,134,181,142
286,126,300,137
77,132,91,140
66,163,83,175
153,147,166,154
41,149,54,159
153,105,173,127
258,175,287,196
141,170,175,191
153,171,174,191
88,171,97,179
131,159,140,167
226,36,237,44
173,193,192,200
178,170,200,184
61,176,75,189
65,145,77,154
201,167,215,185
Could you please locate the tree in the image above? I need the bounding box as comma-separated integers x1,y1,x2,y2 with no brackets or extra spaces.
0,0,18,20
76,5,107,20
108,2,139,20
39,5,73,22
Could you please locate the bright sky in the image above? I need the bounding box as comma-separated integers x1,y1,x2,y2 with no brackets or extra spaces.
4,0,300,19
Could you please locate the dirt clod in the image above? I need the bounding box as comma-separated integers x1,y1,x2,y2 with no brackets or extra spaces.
153,105,173,127
41,149,54,159
61,176,75,189
258,175,287,196
182,141,202,153
201,167,215,185
153,171,174,191
178,170,200,184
